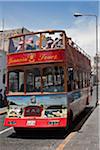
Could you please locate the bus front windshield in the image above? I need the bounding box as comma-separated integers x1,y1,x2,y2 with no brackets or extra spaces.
8,66,64,93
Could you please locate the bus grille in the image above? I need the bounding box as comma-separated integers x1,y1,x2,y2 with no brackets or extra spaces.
24,106,43,117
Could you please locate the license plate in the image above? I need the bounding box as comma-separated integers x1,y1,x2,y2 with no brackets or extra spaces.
27,120,36,126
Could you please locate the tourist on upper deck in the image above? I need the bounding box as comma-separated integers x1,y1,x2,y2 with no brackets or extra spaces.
58,33,63,47
45,37,54,49
35,39,40,49
16,40,24,52
52,33,63,48
26,38,36,50
51,37,59,48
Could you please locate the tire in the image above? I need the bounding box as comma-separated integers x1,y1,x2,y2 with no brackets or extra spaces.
67,110,73,130
86,97,89,105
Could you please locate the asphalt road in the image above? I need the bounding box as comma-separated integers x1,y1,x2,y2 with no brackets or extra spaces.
0,86,98,150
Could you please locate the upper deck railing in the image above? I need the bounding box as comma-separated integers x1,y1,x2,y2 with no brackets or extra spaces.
8,30,65,53
8,29,90,60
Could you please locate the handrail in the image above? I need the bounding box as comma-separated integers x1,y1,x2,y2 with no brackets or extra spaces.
9,29,66,39
8,29,91,60
67,37,91,60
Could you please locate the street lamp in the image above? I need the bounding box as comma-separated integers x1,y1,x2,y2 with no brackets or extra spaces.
0,19,5,50
74,12,99,106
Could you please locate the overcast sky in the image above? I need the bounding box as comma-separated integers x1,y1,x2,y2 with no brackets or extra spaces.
0,0,99,60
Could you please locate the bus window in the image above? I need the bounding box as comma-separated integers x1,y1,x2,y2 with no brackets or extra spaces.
26,68,41,92
79,72,83,89
42,66,64,92
9,71,24,92
67,68,74,91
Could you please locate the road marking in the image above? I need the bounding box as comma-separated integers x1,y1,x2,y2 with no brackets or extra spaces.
0,127,13,135
56,132,76,150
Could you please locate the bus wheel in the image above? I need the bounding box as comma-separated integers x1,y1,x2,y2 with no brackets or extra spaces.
67,110,73,130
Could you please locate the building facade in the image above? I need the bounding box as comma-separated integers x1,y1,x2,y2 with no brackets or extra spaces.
0,50,6,99
0,27,30,51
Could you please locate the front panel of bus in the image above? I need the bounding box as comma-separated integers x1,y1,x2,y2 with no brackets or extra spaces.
5,65,68,129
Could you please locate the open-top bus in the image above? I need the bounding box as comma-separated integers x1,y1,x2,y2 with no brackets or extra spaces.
4,30,91,132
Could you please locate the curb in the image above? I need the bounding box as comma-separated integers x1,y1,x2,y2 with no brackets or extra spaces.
0,107,7,115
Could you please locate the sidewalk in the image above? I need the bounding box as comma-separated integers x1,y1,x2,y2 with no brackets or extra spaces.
0,107,7,115
64,105,99,150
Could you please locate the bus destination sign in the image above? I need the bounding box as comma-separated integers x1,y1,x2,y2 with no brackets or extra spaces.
7,50,65,66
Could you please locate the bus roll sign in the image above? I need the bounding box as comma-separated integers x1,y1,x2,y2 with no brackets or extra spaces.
7,50,65,66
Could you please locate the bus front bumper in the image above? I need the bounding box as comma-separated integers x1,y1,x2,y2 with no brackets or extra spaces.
4,117,67,128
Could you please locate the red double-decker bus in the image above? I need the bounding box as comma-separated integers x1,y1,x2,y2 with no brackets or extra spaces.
4,30,91,132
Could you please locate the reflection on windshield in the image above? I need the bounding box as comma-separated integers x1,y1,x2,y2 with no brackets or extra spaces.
8,66,64,93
